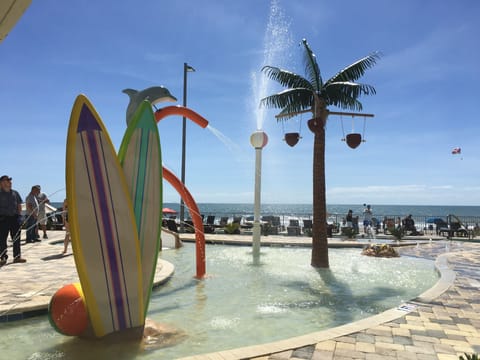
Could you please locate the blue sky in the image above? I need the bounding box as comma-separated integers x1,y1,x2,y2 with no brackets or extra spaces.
1,0,479,205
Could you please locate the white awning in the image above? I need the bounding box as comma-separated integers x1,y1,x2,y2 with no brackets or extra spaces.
0,0,32,43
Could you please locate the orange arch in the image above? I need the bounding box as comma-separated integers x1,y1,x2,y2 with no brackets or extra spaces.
162,166,205,278
155,106,209,128
155,105,208,279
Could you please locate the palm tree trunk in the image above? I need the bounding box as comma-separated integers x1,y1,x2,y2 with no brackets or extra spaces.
311,128,329,268
310,99,329,268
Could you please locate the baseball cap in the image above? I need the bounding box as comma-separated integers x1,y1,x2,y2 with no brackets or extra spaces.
0,175,12,181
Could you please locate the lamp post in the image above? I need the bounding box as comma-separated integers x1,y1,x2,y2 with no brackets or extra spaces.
250,130,268,262
180,62,196,232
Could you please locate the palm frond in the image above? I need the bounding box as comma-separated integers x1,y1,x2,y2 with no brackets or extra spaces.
261,66,313,90
301,39,323,91
326,95,364,112
326,51,381,84
260,88,314,120
325,81,377,99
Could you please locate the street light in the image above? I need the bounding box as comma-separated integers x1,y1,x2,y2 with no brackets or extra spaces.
180,62,196,232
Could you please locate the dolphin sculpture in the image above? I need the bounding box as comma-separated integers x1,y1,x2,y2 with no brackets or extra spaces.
123,86,177,125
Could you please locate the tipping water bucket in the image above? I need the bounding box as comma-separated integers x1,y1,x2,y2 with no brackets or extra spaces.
345,133,362,149
284,133,300,147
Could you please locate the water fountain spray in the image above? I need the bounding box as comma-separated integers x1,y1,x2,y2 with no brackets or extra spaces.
250,131,268,261
249,0,291,263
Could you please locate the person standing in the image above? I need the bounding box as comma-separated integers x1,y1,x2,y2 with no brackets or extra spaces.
363,204,373,234
36,186,50,239
346,209,353,228
61,198,70,254
25,185,40,243
0,175,26,265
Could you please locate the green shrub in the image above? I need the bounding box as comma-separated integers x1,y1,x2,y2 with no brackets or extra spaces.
341,227,356,239
224,223,240,234
460,353,479,360
388,227,404,240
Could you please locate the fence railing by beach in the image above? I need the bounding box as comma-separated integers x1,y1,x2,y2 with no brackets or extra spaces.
172,212,480,233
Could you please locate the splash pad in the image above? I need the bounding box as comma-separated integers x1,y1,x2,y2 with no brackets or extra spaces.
0,244,438,358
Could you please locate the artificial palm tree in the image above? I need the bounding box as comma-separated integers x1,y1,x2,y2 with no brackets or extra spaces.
261,39,380,268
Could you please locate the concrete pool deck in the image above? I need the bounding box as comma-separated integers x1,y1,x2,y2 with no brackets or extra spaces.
1,230,480,359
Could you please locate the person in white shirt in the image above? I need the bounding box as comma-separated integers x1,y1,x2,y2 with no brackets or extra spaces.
363,205,373,234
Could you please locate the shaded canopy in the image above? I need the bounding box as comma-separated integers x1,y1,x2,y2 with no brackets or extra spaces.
162,207,177,214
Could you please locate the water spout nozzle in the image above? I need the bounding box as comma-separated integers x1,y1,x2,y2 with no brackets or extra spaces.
250,131,268,149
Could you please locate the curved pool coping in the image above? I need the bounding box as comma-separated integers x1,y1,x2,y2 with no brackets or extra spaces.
177,252,456,360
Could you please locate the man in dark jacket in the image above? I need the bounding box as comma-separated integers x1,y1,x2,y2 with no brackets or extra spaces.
0,175,26,265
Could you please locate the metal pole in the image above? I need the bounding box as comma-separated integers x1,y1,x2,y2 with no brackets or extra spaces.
275,108,375,119
180,63,195,232
250,131,268,263
180,63,188,232
252,147,262,261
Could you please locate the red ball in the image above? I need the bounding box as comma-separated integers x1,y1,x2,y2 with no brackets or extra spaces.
48,283,89,336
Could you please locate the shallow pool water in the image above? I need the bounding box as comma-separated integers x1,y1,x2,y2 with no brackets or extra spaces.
0,244,438,359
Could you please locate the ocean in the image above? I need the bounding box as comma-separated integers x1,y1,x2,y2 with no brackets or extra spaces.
51,202,480,226
160,203,480,218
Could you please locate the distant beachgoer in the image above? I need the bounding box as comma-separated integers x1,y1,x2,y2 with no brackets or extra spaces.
36,185,50,239
346,209,353,227
25,185,41,243
396,217,402,229
402,214,417,235
62,198,70,254
363,205,373,233
382,216,387,233
0,175,26,265
352,216,359,234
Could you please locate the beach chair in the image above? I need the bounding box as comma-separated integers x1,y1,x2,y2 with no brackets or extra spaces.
287,219,301,236
434,219,449,235
261,215,273,223
184,219,195,233
449,215,469,237
165,219,179,233
219,216,229,227
206,215,216,226
302,219,312,233
242,215,254,229
204,215,216,233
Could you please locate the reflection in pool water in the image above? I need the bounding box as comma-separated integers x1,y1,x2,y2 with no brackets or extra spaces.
0,244,438,359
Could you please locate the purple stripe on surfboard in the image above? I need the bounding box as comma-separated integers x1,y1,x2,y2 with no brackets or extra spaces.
78,104,131,330
77,105,116,326
133,128,149,246
79,134,116,328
